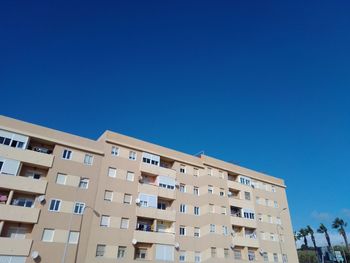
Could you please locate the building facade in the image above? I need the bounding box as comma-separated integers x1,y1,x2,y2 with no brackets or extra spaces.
0,115,298,263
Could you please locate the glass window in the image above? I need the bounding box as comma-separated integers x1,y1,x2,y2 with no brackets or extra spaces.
42,229,54,242
49,199,61,212
117,246,126,258
211,247,216,257
234,249,242,260
245,191,251,200
126,171,134,181
193,186,199,195
96,244,105,257
79,178,89,189
195,252,201,262
129,151,137,160
194,206,200,215
120,218,129,229
68,231,79,244
111,146,119,156
83,154,93,165
179,226,186,236
180,204,186,213
248,250,255,261
208,185,213,194
74,202,85,214
135,248,147,259
220,188,225,196
274,253,279,262
108,167,117,177
100,215,110,227
62,149,72,160
263,252,269,262
104,190,113,201
56,173,67,185
194,227,200,237
179,251,186,262
193,168,199,176
224,248,229,258
179,184,186,193
210,224,215,233
180,165,186,173
123,194,132,204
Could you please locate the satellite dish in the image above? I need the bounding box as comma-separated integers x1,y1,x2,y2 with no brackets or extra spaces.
132,239,137,245
38,195,46,204
174,242,180,249
31,251,40,259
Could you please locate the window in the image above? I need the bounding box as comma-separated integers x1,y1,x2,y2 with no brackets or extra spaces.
272,186,276,192
210,224,215,233
193,168,199,176
108,167,117,178
224,248,229,258
194,206,200,215
96,244,106,257
248,250,255,261
256,196,260,204
158,202,166,210
244,191,251,200
195,252,201,262
155,244,174,261
234,249,242,260
219,188,225,196
209,204,214,213
211,247,216,257
273,253,278,262
283,254,288,263
135,248,147,259
104,190,113,201
194,227,200,237
62,149,72,160
83,154,93,165
265,199,269,206
120,218,129,229
111,146,119,156
274,201,278,208
222,226,228,236
243,211,255,220
179,251,186,262
276,217,282,225
100,215,110,227
129,151,136,160
239,176,251,186
207,167,212,176
193,186,199,196
219,170,224,179
208,185,213,194
56,173,67,185
117,246,126,258
260,231,265,240
49,199,61,212
179,184,186,192
180,165,186,173
126,171,134,181
79,178,89,189
0,161,3,172
180,204,186,213
179,226,186,236
25,171,41,179
74,202,85,214
142,152,159,166
258,213,263,222
68,231,79,244
42,229,54,242
123,194,132,204
263,252,269,262
221,206,227,215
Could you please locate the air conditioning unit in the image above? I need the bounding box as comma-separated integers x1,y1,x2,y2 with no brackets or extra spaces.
38,195,46,204
132,239,138,245
31,251,40,259
135,198,141,204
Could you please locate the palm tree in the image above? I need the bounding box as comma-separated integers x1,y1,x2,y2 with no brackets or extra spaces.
298,228,309,249
317,223,332,248
307,225,318,253
332,218,349,250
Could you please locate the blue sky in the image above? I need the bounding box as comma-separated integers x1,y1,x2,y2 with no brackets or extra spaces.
1,0,350,245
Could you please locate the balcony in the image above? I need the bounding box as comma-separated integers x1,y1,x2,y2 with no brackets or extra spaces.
227,180,251,191
0,237,33,256
0,205,40,223
0,145,54,168
232,236,259,248
230,216,257,229
140,163,176,178
229,198,254,210
133,230,175,245
136,207,176,222
139,184,176,200
0,174,47,194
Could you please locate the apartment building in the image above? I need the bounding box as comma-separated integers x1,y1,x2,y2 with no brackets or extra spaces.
0,115,298,263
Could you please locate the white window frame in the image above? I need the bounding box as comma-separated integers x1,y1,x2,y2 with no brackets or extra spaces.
129,151,137,160
56,173,67,185
108,167,117,178
104,190,113,201
111,146,119,156
68,231,79,244
79,178,89,189
62,149,72,160
100,215,110,227
126,171,134,182
42,228,55,242
49,199,61,212
73,202,85,215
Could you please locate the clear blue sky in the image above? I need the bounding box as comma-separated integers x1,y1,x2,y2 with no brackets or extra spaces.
1,0,350,243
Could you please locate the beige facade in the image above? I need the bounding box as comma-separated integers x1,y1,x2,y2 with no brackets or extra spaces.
0,115,298,263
